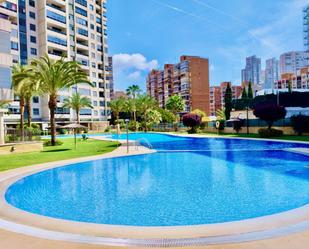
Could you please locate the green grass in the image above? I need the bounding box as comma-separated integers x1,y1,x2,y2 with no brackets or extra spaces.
173,131,309,142
0,139,119,172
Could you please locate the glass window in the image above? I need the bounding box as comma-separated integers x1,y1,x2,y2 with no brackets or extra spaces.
30,23,36,31
33,108,40,116
30,36,36,43
11,42,18,50
29,11,35,19
30,48,37,55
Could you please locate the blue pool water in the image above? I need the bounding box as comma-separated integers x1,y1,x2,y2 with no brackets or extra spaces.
6,133,309,226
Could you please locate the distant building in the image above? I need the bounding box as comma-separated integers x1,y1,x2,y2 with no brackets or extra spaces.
147,56,210,114
279,51,309,75
274,67,309,89
209,82,242,116
265,58,279,89
304,5,309,51
241,55,261,85
113,91,126,99
0,15,12,100
107,56,114,100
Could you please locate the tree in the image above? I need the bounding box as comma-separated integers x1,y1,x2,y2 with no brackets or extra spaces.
241,87,248,100
15,55,91,146
166,95,185,131
224,83,232,120
158,108,175,123
12,64,38,139
136,95,157,131
182,113,202,134
290,115,309,135
216,108,226,121
110,96,126,124
63,93,93,124
253,104,287,129
233,119,243,134
191,109,206,118
248,82,254,99
287,80,292,93
126,85,141,99
125,98,137,123
146,109,162,130
0,100,11,109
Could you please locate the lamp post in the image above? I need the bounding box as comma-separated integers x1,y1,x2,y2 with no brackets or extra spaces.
125,119,129,154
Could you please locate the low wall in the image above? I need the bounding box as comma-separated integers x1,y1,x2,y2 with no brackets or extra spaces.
203,126,298,135
0,142,43,155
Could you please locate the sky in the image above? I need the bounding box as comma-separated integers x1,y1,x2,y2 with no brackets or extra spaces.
106,0,309,92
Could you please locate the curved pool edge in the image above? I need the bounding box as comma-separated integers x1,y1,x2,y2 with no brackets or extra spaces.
0,140,308,246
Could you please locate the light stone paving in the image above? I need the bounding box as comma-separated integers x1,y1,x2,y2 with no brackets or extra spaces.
0,137,308,248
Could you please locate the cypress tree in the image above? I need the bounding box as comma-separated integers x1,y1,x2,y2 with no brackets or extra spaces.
248,82,254,99
224,83,233,120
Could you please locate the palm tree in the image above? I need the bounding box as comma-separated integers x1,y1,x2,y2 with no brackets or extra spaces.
0,100,11,109
166,95,185,131
12,64,30,139
63,93,93,124
136,95,157,131
15,55,91,146
110,96,126,124
126,85,141,99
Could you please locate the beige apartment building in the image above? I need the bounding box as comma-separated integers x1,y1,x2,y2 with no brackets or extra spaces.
0,0,112,130
147,56,210,115
209,82,242,116
274,67,309,90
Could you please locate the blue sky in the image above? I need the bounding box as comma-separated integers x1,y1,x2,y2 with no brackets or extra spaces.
107,0,308,91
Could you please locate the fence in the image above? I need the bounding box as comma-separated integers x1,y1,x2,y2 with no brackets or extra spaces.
5,128,41,143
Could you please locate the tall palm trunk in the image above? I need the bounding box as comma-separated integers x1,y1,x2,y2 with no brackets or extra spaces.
26,97,32,127
76,109,80,124
49,94,57,146
19,97,25,141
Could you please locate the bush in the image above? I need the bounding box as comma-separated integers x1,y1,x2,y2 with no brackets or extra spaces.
104,126,111,133
258,128,283,138
233,120,243,133
290,115,309,135
182,113,202,134
43,140,63,146
253,104,286,129
128,121,139,131
59,128,68,135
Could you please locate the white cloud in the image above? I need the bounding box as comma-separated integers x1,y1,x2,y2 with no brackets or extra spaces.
127,71,142,80
113,53,158,71
112,53,159,90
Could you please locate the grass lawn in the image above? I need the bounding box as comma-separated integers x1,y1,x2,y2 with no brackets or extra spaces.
0,139,119,172
174,131,309,142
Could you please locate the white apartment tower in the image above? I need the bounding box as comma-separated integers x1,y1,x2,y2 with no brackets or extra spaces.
279,51,309,75
0,0,112,129
241,55,261,85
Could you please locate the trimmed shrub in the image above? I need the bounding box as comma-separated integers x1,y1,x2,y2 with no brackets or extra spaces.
233,120,243,133
44,140,63,146
59,128,68,135
253,104,286,129
290,115,309,135
258,128,283,138
128,121,140,131
182,113,202,134
104,126,111,133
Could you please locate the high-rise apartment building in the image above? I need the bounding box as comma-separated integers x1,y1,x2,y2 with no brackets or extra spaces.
147,56,210,114
265,58,279,89
241,55,261,85
0,0,111,129
209,82,242,116
274,67,309,90
304,5,309,51
280,51,309,75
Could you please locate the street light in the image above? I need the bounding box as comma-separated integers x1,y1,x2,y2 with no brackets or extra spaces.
125,119,129,154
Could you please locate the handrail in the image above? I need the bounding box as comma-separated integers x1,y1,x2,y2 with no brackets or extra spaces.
135,138,153,150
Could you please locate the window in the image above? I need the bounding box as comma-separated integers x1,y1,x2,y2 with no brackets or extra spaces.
77,28,88,37
92,62,96,68
75,7,87,17
89,4,94,10
76,17,87,26
92,72,96,78
78,88,91,96
93,91,98,97
33,108,40,116
46,10,66,24
33,96,39,103
93,101,98,106
47,35,67,46
29,0,35,7
30,48,37,55
29,11,35,19
75,0,87,7
11,42,18,50
90,24,94,30
30,36,36,43
30,23,36,31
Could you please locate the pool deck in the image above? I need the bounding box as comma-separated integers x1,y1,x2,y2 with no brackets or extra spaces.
0,136,308,248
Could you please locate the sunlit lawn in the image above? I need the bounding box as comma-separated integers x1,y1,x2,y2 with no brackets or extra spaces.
0,139,119,172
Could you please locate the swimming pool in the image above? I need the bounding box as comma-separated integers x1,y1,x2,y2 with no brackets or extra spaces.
5,133,309,226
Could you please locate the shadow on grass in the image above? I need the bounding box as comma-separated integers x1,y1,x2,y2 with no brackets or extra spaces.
43,149,71,153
